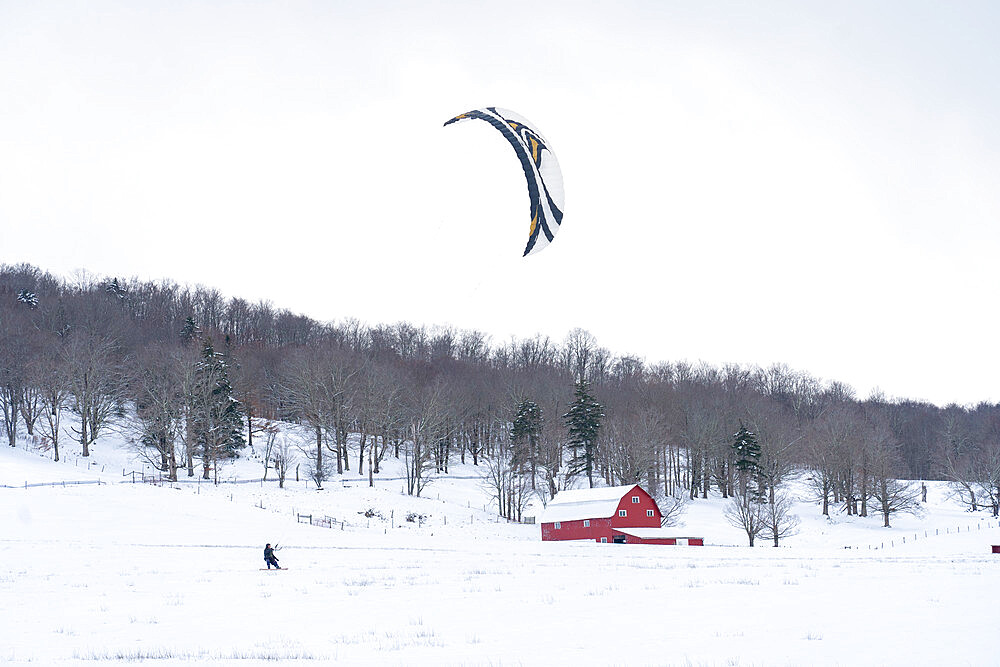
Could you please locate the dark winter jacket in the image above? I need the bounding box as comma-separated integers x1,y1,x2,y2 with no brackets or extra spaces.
264,545,277,562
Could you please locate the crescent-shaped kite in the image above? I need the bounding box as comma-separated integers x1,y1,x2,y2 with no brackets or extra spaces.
444,107,564,257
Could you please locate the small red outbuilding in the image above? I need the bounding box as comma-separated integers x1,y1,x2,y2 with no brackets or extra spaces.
539,484,703,545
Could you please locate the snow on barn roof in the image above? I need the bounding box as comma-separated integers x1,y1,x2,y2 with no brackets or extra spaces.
539,484,643,523
612,528,692,540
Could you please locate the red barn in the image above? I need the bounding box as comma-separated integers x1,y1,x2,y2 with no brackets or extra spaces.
539,484,703,545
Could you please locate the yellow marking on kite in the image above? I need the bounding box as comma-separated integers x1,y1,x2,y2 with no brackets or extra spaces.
529,211,538,237
530,137,540,164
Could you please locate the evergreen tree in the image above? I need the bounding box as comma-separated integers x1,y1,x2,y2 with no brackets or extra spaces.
104,277,127,301
190,339,245,480
179,316,200,346
16,290,38,309
511,398,543,489
563,380,604,488
732,422,762,496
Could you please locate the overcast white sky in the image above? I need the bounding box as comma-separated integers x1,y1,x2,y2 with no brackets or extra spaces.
2,1,999,406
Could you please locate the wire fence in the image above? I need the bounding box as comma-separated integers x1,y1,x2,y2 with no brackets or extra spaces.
127,472,289,486
0,479,106,489
295,513,344,530
864,515,1000,550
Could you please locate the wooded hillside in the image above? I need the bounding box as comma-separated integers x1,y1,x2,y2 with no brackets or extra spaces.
2,263,998,518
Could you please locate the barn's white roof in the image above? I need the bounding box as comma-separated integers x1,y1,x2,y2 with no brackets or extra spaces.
539,484,641,523
612,528,696,539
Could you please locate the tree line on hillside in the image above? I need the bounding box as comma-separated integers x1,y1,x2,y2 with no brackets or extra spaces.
1,263,998,527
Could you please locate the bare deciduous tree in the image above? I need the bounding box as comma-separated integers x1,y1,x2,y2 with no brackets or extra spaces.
128,347,185,481
806,402,859,516
605,407,661,491
869,435,924,527
405,379,447,497
271,432,295,489
723,488,767,547
0,313,31,447
655,487,689,528
481,451,531,522
281,354,326,487
33,349,70,462
63,331,121,456
563,328,597,384
257,419,280,481
761,491,800,547
871,477,924,527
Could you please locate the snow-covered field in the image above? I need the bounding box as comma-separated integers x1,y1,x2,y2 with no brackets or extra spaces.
2,425,999,666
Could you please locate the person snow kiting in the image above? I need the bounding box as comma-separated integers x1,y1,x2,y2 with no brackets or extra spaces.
264,543,281,569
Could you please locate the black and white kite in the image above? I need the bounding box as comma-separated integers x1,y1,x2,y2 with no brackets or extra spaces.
444,107,564,257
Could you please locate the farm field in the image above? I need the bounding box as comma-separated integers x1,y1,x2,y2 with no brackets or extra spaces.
2,434,999,666
5,3,1000,665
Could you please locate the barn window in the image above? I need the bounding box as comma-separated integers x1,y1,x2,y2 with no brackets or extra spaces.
583,520,590,527
600,537,608,543
647,509,654,517
632,496,640,504
618,510,627,517
554,522,561,529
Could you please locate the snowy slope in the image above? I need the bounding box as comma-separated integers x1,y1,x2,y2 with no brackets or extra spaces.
2,421,1000,666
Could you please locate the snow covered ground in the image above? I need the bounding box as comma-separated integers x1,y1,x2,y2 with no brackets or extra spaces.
2,423,999,666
